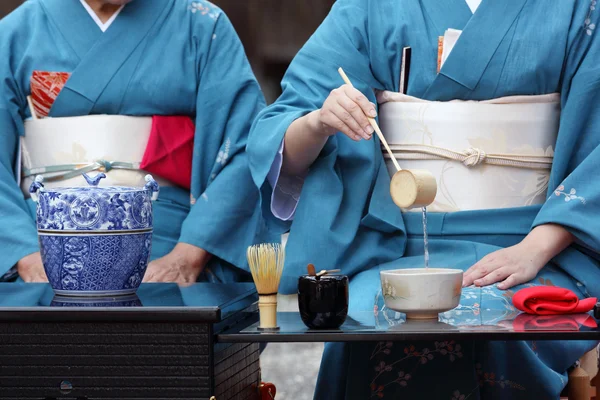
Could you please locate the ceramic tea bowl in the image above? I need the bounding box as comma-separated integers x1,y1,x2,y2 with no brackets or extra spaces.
30,173,159,297
380,268,463,319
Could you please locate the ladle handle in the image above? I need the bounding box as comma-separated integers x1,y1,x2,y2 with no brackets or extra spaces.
337,67,401,172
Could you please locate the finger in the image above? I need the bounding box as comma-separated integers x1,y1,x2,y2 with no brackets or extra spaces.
463,261,499,287
320,110,363,141
329,102,370,140
497,274,523,290
336,95,373,138
142,271,154,282
463,259,484,280
342,85,377,118
473,267,511,287
462,262,487,287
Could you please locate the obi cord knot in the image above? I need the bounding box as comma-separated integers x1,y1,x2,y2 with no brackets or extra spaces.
462,148,487,167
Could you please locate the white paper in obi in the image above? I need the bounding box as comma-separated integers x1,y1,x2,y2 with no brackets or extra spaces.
377,92,560,212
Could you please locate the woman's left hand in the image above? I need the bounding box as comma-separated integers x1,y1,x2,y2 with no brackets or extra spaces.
462,224,575,290
462,242,546,290
143,243,211,284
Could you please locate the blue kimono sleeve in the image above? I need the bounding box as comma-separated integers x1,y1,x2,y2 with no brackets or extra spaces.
178,12,268,271
0,91,39,276
533,9,600,255
247,0,381,203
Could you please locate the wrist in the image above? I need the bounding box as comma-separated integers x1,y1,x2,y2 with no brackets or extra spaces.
306,109,335,139
174,242,210,270
523,224,574,264
17,252,41,269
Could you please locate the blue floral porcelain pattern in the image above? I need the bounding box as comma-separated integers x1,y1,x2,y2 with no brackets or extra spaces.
39,232,152,295
36,187,153,231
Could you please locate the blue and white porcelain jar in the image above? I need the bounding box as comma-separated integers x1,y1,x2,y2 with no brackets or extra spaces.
30,173,160,297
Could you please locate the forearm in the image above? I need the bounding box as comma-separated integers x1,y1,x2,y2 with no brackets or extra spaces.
523,223,575,264
281,110,331,177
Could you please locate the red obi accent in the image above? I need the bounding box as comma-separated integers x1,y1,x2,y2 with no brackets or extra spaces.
512,286,597,315
140,116,195,190
30,71,71,118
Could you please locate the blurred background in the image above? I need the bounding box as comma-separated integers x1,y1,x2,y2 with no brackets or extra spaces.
0,1,334,399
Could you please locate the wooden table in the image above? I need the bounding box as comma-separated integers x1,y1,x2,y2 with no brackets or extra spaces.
0,283,259,400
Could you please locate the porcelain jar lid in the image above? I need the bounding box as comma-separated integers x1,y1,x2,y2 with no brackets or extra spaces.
30,173,159,232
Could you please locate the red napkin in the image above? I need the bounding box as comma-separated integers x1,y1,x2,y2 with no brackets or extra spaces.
140,116,194,190
30,71,71,118
513,312,597,332
513,286,597,315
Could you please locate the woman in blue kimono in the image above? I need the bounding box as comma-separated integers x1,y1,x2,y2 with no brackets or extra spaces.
248,0,600,398
0,0,272,284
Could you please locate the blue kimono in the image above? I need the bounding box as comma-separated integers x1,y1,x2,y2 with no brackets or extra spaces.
0,0,274,283
248,0,600,398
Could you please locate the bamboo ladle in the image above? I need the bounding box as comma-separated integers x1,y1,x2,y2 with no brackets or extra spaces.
337,68,437,209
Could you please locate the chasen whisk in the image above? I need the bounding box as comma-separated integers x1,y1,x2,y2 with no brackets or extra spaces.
247,243,285,331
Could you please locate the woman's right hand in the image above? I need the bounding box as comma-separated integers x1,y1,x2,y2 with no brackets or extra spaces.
309,84,377,141
17,252,48,282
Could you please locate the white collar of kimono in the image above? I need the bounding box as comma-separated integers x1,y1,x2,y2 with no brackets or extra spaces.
465,0,482,13
79,0,125,32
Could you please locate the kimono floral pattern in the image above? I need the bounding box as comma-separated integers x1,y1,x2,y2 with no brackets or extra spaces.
188,1,220,20
585,0,597,36
216,138,231,166
553,185,587,204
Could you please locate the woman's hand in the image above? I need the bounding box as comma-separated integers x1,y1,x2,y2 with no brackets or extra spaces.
143,243,211,284
309,83,377,141
281,84,377,176
462,224,574,290
17,252,49,282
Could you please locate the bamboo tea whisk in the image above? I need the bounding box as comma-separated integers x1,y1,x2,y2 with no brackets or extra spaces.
247,243,285,331
337,67,437,209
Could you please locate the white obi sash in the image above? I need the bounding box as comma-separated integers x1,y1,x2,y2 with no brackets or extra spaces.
20,115,173,197
377,91,560,212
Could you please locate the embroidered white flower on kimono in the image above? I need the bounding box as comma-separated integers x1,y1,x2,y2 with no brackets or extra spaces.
188,1,220,20
554,185,586,204
216,151,228,165
216,139,231,165
585,1,597,36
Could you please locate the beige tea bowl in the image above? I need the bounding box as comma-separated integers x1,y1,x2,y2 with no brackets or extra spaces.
380,268,463,319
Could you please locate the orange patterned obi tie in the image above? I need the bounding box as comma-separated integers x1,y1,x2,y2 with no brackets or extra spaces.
30,71,71,118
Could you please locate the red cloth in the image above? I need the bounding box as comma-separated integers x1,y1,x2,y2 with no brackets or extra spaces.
30,71,71,118
513,312,598,332
513,286,597,315
140,116,194,190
